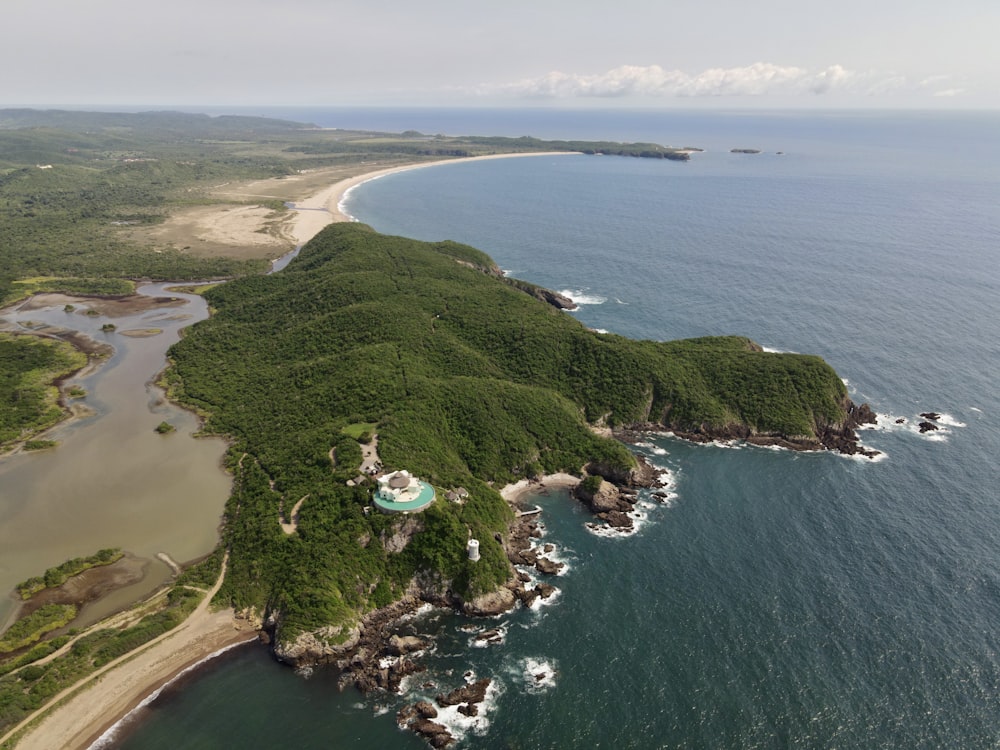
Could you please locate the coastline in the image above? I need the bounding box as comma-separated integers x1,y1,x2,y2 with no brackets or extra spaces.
500,472,581,506
5,152,573,750
9,609,255,750
285,152,576,246
5,552,254,750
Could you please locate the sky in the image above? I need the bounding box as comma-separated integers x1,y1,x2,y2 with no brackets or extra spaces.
3,0,998,110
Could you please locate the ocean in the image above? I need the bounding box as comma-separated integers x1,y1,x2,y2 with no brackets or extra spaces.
111,109,1000,748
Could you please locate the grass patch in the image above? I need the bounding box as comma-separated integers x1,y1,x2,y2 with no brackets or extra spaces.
341,422,378,441
0,605,76,654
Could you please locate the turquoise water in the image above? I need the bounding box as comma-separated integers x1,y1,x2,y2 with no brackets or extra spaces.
112,110,1000,748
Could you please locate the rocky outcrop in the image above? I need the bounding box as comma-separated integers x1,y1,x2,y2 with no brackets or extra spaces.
272,623,361,666
573,474,641,530
461,586,518,616
398,677,493,747
575,477,626,513
501,277,578,311
438,677,491,707
617,399,880,458
380,516,424,553
532,288,577,310
584,454,658,488
407,718,454,748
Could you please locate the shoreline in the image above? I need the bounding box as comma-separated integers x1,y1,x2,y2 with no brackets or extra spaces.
285,152,577,247
5,154,574,750
500,472,581,506
6,551,255,750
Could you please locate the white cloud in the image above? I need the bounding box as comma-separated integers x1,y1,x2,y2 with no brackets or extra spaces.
477,63,921,100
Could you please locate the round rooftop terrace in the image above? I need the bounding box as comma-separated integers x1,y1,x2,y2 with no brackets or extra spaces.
373,479,436,514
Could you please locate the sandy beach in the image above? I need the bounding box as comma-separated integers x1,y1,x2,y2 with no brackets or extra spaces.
4,152,575,750
501,472,582,506
285,152,575,247
5,556,255,750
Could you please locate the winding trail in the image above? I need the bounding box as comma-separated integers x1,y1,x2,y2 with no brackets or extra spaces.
279,495,309,535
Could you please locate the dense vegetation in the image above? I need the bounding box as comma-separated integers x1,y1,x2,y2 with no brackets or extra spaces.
1,109,850,660
286,133,692,160
0,606,76,655
0,334,87,450
164,223,851,644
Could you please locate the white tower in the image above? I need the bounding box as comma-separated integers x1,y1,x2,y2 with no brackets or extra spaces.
467,539,480,562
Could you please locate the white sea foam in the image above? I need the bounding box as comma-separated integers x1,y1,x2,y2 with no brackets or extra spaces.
511,657,558,694
398,602,436,623
427,673,503,744
762,345,794,354
970,407,982,413
88,640,253,749
592,328,609,334
529,539,573,576
866,411,960,441
469,623,508,648
614,298,629,305
558,289,607,306
635,441,668,457
528,585,562,610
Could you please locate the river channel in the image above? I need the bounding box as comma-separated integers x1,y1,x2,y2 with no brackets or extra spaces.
0,283,231,629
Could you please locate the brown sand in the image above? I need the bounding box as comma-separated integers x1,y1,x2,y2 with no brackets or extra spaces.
6,558,255,750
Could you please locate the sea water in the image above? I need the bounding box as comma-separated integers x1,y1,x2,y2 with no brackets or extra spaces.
113,109,1000,748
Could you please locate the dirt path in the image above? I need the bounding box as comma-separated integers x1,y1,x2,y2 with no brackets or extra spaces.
6,555,257,750
279,495,309,535
360,435,381,474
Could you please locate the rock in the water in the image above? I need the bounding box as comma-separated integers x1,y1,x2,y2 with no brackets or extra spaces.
919,412,941,421
575,477,629,513
437,677,491,707
415,700,438,719
602,510,634,529
535,556,564,575
410,718,454,748
918,421,939,433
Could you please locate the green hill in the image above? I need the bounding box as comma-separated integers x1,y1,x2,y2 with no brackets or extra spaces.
164,222,867,645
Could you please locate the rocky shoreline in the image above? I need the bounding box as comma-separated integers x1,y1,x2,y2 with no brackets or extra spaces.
263,458,671,747
256,397,882,747
616,399,881,458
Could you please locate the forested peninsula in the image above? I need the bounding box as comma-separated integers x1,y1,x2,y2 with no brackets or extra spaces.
164,222,874,666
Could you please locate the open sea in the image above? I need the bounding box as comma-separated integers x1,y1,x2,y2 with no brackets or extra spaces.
111,108,1000,749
